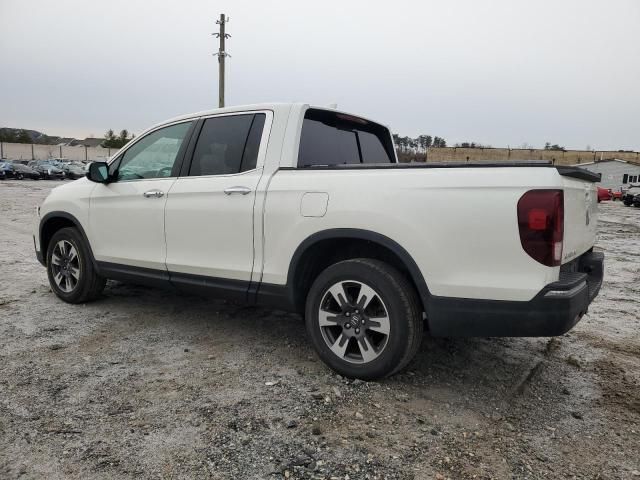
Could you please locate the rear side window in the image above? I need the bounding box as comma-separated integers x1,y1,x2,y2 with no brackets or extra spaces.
189,113,265,176
358,130,392,164
298,108,395,167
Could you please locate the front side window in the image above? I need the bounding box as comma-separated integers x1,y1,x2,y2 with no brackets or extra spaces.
116,121,193,181
189,113,266,176
298,108,395,167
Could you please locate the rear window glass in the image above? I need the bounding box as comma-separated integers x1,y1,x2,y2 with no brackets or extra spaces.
297,109,394,167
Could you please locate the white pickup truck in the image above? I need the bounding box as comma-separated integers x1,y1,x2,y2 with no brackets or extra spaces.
34,103,604,379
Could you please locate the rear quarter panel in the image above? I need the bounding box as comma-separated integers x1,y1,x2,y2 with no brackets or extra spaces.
262,167,567,302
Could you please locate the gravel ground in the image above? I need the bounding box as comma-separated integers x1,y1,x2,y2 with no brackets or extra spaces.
0,180,639,480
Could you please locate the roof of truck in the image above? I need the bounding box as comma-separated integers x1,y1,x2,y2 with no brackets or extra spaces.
154,103,386,132
169,102,296,120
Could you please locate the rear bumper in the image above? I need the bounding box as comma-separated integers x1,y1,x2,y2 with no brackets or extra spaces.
427,250,604,337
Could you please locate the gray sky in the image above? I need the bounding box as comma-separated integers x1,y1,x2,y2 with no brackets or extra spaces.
1,0,639,150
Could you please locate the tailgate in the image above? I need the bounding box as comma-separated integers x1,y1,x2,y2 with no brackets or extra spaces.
560,175,598,264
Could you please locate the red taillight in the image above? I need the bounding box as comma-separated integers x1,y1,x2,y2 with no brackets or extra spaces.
528,209,549,230
517,189,564,267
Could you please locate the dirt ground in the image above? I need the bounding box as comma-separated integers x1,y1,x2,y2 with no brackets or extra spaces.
0,179,638,480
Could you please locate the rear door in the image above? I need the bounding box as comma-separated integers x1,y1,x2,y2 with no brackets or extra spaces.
164,112,270,287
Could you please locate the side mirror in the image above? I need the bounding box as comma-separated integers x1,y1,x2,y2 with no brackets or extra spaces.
86,161,109,183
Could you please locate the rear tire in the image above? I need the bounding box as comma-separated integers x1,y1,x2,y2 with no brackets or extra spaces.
46,227,106,303
305,258,423,380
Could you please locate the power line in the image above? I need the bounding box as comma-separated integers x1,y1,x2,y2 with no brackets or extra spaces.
212,13,231,108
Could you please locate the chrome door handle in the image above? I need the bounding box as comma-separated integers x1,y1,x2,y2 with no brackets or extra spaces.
143,190,164,198
224,186,252,195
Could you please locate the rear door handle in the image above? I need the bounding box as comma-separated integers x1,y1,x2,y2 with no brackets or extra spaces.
224,186,252,195
143,190,164,198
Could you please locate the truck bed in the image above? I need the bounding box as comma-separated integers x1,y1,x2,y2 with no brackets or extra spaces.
282,161,602,183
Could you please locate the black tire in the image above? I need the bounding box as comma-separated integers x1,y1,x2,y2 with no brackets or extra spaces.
16,173,24,180
305,258,423,380
46,227,106,303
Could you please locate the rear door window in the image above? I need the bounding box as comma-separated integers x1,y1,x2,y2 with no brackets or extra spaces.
297,108,395,167
189,113,265,176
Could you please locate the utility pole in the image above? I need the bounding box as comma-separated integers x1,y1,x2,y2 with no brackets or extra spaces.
213,14,230,108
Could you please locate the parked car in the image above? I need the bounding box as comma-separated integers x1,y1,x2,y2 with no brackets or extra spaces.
622,185,640,206
633,194,640,208
0,168,5,180
2,161,26,179
597,187,612,202
60,163,86,180
28,160,65,180
609,189,623,201
33,103,604,380
0,161,13,178
6,162,43,180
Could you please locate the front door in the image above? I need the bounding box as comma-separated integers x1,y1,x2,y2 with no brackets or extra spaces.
89,121,194,270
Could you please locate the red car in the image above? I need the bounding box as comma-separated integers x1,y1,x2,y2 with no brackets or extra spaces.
610,189,623,201
597,187,612,202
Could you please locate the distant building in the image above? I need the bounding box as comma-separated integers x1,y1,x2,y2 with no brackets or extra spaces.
573,159,640,190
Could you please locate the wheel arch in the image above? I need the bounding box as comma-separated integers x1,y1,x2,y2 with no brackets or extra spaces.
39,212,97,268
284,229,430,314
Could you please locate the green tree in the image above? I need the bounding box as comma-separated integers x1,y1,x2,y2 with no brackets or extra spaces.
0,130,16,142
101,129,117,148
102,128,132,148
544,142,565,151
118,129,129,145
16,129,32,143
433,136,447,148
417,135,432,151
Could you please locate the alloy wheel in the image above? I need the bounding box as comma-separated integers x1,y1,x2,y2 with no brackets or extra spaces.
50,240,81,293
318,280,391,364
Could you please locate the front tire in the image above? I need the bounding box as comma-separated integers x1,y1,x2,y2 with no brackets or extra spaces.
46,227,106,303
305,259,423,380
